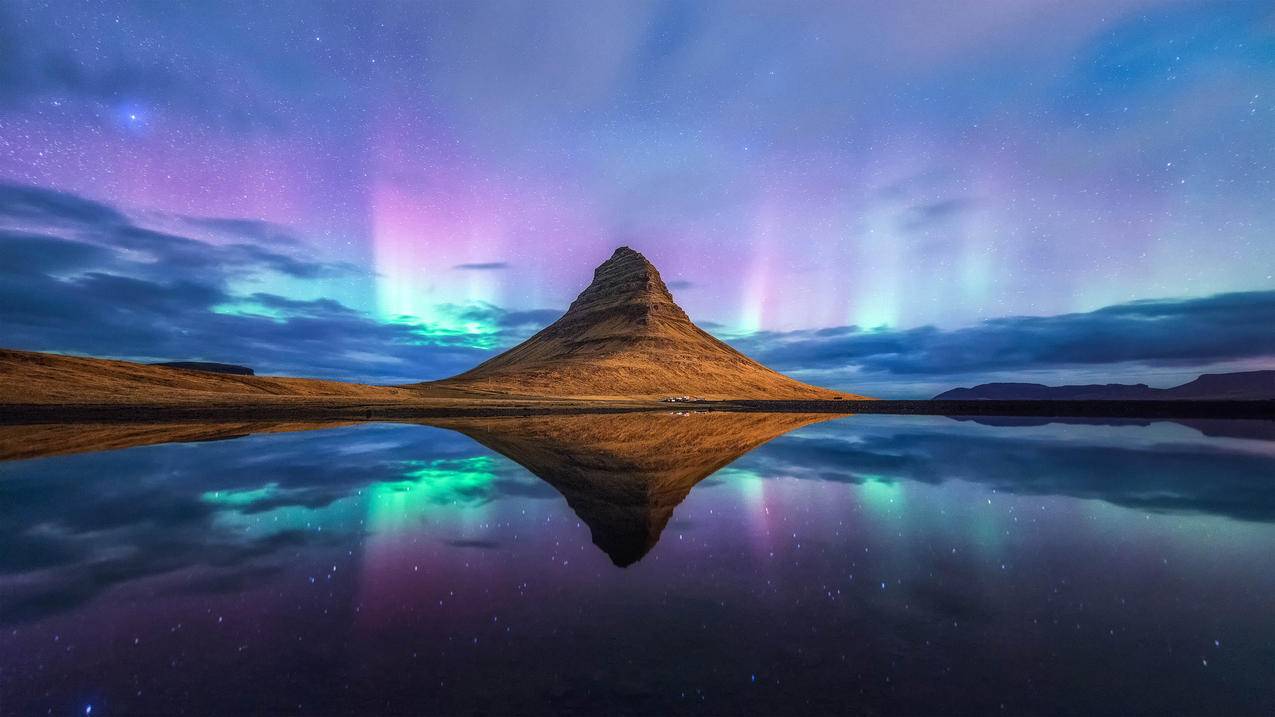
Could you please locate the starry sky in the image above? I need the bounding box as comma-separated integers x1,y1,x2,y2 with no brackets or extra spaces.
1,1,1273,396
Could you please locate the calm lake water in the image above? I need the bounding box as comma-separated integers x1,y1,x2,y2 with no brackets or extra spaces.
2,413,1274,715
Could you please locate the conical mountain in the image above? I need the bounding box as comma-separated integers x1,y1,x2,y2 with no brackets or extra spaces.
432,247,864,399
424,411,835,565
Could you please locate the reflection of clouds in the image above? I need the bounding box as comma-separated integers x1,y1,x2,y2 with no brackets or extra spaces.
0,423,539,625
738,417,1275,523
0,528,316,624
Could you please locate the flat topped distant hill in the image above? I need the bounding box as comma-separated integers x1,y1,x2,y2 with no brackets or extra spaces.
429,247,862,400
151,361,255,376
935,370,1275,401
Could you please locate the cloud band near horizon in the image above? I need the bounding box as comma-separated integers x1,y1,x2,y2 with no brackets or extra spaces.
0,182,1271,393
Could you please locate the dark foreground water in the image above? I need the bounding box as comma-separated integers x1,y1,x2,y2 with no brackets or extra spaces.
2,413,1274,716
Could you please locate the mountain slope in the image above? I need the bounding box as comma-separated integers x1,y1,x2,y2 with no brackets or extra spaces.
0,348,405,404
429,247,862,400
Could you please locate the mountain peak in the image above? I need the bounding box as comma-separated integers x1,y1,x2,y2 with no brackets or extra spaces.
566,246,685,327
597,245,656,277
432,247,864,400
596,245,658,283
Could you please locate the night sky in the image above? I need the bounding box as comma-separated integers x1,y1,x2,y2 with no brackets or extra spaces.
1,1,1272,396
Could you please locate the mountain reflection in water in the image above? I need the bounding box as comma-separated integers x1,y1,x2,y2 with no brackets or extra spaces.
426,412,831,565
2,413,1274,715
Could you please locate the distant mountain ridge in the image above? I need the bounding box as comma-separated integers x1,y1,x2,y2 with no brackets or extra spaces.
430,247,861,400
935,370,1275,401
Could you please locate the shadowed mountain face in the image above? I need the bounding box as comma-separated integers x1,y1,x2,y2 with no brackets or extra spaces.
431,247,860,400
427,411,835,565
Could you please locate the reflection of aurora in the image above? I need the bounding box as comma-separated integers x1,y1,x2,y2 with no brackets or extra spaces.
392,456,504,505
366,456,507,533
201,455,518,538
4,414,1275,629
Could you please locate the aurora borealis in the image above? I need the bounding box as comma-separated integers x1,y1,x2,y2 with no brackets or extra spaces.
1,2,1273,395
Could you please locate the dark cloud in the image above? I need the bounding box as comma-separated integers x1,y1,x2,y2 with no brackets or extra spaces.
425,303,562,332
735,290,1275,377
0,183,128,227
0,183,356,279
245,292,361,318
0,183,558,383
0,231,113,276
898,197,975,232
494,308,562,329
666,279,695,290
453,262,509,270
107,224,358,279
180,216,306,246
